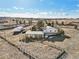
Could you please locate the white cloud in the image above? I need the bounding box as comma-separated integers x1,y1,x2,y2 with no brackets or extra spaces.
13,6,25,10
6,8,11,11
75,9,79,12
20,8,24,10
0,8,11,11
77,4,79,7
13,6,18,10
40,0,44,2
0,10,79,18
0,8,2,10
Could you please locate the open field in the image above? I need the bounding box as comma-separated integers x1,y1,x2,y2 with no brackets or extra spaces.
0,30,66,59
0,19,79,59
0,26,79,59
0,38,29,59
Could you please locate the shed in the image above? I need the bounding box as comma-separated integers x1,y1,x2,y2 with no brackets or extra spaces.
26,31,44,39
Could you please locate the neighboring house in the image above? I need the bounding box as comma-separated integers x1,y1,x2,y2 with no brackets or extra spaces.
12,26,24,35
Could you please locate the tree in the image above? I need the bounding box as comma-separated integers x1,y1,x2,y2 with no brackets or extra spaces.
37,20,44,27
37,20,44,31
12,19,15,21
51,21,54,27
47,23,51,26
45,20,48,24
74,25,77,29
61,21,64,25
56,21,58,25
19,20,22,24
28,20,32,25
16,20,19,24
32,26,36,31
23,20,26,24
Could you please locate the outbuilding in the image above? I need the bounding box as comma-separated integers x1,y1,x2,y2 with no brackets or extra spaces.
26,31,44,39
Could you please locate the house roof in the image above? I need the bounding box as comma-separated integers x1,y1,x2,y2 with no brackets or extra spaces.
43,26,58,33
13,26,23,32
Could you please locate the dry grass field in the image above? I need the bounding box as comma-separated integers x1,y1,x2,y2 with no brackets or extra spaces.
0,19,79,59
0,38,29,59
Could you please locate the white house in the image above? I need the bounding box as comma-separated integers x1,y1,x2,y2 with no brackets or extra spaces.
13,26,23,32
43,26,58,34
12,26,24,35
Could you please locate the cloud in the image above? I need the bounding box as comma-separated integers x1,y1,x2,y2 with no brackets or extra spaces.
6,8,11,11
0,8,2,10
40,0,44,2
0,8,12,12
76,4,79,7
0,10,79,18
0,12,68,18
13,6,18,10
13,6,24,10
20,8,24,10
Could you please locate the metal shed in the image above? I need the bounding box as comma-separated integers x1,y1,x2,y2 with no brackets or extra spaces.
26,31,44,39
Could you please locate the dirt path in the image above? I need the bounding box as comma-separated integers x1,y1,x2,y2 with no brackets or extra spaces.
0,38,29,59
54,28,79,59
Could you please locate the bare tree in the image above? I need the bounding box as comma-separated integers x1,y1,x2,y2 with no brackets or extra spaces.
28,20,32,25
32,26,36,31
51,21,54,27
61,21,64,25
23,20,26,24
37,20,44,31
19,20,22,24
16,20,19,24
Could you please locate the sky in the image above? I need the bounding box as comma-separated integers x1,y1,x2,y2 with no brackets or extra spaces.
0,0,79,18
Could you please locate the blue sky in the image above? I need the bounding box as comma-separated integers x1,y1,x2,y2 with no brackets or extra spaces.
0,0,79,18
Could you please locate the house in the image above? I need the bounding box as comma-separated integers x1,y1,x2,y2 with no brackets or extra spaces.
43,26,64,40
43,26,58,35
12,26,24,35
